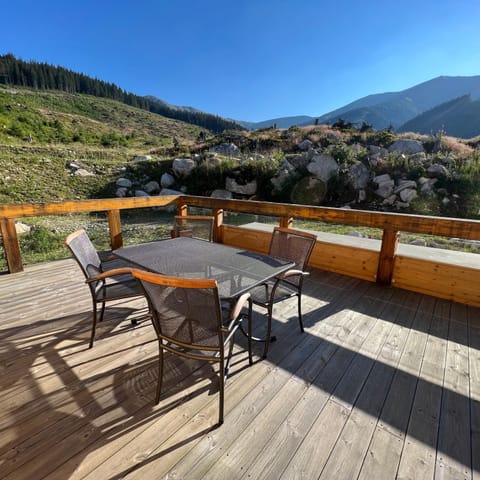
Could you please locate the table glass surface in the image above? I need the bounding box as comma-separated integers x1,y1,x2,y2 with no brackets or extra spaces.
113,237,294,300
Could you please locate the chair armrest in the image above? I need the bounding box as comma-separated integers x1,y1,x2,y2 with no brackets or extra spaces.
229,292,251,321
276,269,309,280
85,267,136,283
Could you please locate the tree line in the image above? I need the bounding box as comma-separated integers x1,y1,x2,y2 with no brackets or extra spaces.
0,53,243,133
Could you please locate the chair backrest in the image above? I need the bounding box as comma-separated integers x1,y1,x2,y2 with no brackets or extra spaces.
131,270,223,358
171,215,214,242
65,229,103,290
269,227,317,284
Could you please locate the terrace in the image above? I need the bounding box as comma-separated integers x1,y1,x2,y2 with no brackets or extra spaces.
1,195,479,479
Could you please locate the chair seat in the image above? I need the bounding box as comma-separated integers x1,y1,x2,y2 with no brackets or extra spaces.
96,277,142,302
249,281,298,307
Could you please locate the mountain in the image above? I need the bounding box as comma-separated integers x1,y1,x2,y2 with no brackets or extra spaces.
237,115,315,130
398,94,480,138
241,76,480,137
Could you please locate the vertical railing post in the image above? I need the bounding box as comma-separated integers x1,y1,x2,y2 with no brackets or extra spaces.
376,229,399,285
177,200,188,217
213,208,224,243
107,209,123,250
0,218,23,273
279,216,293,229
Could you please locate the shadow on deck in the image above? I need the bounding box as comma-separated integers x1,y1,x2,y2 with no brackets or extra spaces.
0,258,479,480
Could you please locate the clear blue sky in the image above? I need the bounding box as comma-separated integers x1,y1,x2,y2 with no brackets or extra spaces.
3,0,480,122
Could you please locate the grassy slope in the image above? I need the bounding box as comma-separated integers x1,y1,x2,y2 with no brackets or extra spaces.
0,86,203,203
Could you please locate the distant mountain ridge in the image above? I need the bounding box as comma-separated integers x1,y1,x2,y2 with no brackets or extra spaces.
240,75,480,138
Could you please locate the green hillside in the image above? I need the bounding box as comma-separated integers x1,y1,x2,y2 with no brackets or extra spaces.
0,54,244,133
0,85,203,146
0,85,206,203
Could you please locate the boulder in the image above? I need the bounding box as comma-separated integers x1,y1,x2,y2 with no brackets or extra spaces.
160,172,175,188
306,154,339,182
374,180,395,198
134,190,149,197
173,158,196,177
348,162,369,189
418,177,437,195
210,189,233,200
373,173,392,185
394,180,417,194
382,194,397,206
287,155,309,170
297,139,313,151
144,181,160,194
427,163,449,177
290,176,327,205
116,187,128,198
116,178,132,188
210,143,239,155
271,169,291,193
399,188,418,203
388,139,424,155
225,177,257,195
134,155,152,161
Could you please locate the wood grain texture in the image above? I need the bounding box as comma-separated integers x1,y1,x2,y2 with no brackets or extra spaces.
1,259,479,479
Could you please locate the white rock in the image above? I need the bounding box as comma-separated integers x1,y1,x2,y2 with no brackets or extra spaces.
15,222,31,234
134,155,152,161
74,168,94,177
388,139,424,155
399,189,418,203
306,154,339,182
173,158,196,177
348,162,369,189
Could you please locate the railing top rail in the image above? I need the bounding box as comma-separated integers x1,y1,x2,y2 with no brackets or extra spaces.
180,195,480,240
1,194,480,240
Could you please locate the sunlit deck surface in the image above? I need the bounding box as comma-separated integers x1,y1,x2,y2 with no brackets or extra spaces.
1,258,479,480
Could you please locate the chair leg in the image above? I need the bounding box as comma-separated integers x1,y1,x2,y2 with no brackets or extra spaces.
262,304,274,358
155,345,164,405
247,300,253,365
99,301,106,322
89,301,98,349
297,293,305,333
218,361,225,425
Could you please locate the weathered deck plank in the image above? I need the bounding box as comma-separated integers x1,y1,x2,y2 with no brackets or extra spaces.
0,259,479,480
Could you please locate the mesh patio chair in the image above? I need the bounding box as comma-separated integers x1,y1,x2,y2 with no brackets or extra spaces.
249,227,317,358
65,229,144,348
170,215,215,242
131,269,252,426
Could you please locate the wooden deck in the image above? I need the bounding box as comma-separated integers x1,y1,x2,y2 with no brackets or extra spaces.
1,258,479,480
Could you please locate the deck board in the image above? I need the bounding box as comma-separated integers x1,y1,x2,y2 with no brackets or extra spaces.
1,258,479,480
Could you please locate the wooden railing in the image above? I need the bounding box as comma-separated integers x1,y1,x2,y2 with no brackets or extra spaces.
1,195,480,291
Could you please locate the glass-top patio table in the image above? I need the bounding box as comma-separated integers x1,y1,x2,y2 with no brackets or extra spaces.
113,237,294,301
